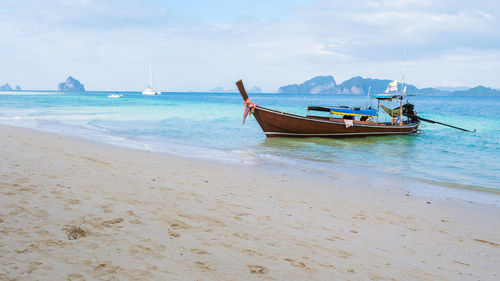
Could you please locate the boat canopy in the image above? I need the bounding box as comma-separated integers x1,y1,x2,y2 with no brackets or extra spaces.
308,106,378,117
372,94,405,101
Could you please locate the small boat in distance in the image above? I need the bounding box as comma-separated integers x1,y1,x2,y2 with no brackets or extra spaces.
108,93,123,98
142,61,161,95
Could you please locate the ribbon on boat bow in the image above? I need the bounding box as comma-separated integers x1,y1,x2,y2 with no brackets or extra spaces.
242,98,256,124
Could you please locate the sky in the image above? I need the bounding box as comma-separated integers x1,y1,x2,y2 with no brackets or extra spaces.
1,0,499,92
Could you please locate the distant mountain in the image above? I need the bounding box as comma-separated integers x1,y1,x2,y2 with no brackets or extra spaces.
420,86,500,96
210,87,237,93
58,76,85,92
211,86,261,93
435,86,470,92
417,87,449,95
278,76,337,94
337,76,418,94
0,83,13,91
0,83,21,91
277,75,499,95
248,86,262,93
210,87,224,92
452,86,500,95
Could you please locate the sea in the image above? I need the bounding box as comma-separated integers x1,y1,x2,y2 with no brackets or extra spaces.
1,90,499,201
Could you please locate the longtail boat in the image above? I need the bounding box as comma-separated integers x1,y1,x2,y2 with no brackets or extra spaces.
236,80,421,138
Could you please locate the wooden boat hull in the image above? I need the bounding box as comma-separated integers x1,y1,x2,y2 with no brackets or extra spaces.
251,106,419,138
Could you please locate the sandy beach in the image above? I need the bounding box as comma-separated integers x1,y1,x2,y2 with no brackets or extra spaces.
0,124,499,280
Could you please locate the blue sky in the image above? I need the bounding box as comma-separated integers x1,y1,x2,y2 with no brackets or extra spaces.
1,0,499,91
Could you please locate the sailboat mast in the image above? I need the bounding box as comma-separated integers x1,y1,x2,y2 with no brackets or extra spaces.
402,38,407,91
149,61,153,88
400,38,407,126
366,86,371,108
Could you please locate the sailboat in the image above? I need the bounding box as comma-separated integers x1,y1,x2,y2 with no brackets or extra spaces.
142,61,161,95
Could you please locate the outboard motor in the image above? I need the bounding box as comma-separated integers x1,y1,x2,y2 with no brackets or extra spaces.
402,102,418,123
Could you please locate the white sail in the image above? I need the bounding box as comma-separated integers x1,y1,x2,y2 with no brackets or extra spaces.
142,61,161,95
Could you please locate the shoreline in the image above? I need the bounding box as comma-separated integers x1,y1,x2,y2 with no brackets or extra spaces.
1,124,499,280
3,120,499,204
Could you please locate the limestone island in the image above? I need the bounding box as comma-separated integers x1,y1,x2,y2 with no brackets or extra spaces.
0,83,21,91
58,76,85,92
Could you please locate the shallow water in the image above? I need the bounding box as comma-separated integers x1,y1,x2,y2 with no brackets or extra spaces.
0,91,498,191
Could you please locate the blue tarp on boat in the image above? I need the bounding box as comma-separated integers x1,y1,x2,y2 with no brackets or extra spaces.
329,107,378,117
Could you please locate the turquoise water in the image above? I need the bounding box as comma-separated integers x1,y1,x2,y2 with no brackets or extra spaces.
0,91,498,191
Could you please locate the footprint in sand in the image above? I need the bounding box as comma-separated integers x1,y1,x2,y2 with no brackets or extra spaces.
190,248,210,255
473,238,500,247
453,260,470,266
195,261,212,272
103,218,124,225
232,232,250,240
66,199,81,205
126,211,142,224
67,273,85,281
129,219,142,224
170,221,190,230
325,235,345,241
93,262,123,276
337,249,352,259
284,258,306,268
169,231,180,238
64,226,88,240
168,221,189,237
25,261,43,274
16,248,30,254
248,265,268,274
130,244,154,255
126,210,140,218
100,205,114,213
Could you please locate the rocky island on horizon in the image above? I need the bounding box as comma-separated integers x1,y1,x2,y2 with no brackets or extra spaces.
0,83,22,91
58,76,85,92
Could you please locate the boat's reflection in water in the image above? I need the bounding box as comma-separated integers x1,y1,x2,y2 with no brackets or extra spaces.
260,134,418,149
257,134,420,170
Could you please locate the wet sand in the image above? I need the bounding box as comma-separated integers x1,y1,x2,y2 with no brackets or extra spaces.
1,125,499,280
